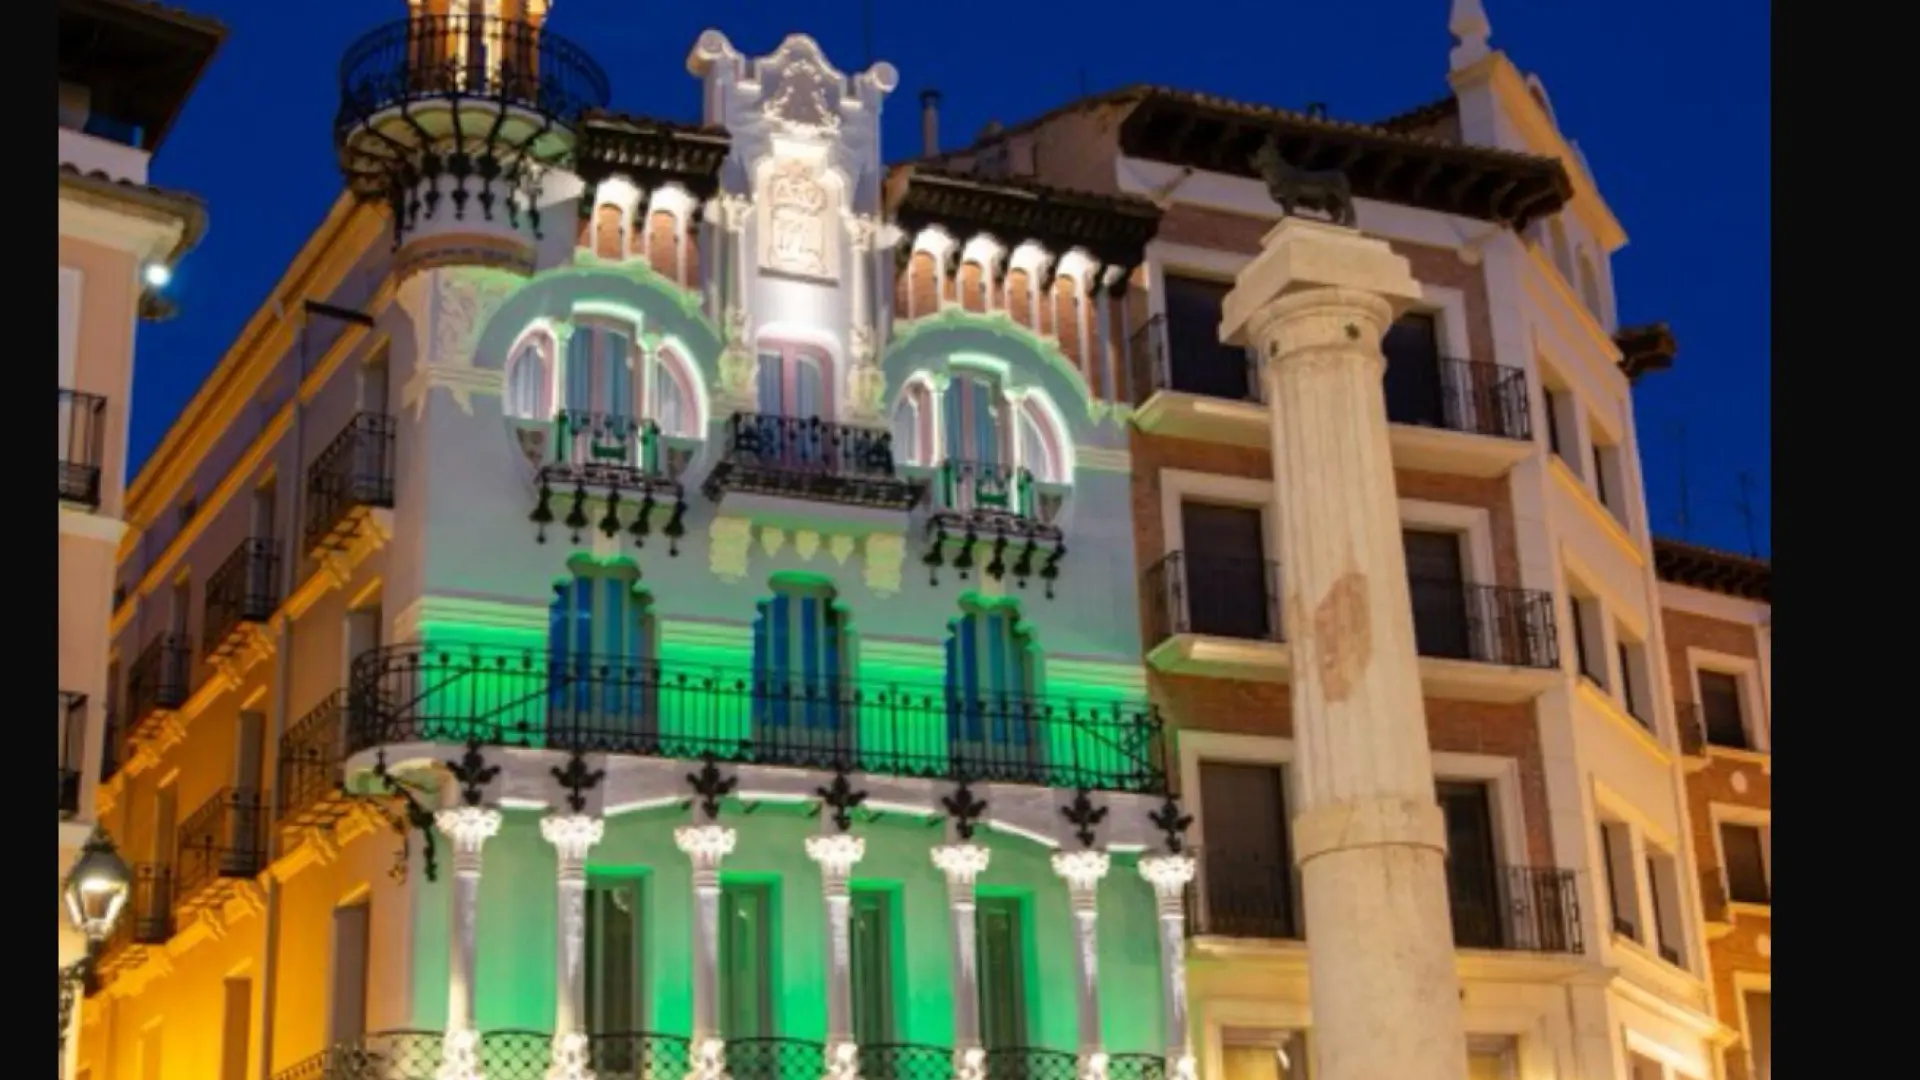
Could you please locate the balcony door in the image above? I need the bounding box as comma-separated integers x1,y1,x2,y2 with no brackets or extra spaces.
1403,529,1470,660
1179,502,1270,639
585,877,643,1064
1438,781,1504,949
944,608,1043,781
1199,761,1295,937
751,584,849,763
757,342,829,420
976,895,1027,1050
1163,274,1253,400
1382,312,1444,427
720,881,774,1039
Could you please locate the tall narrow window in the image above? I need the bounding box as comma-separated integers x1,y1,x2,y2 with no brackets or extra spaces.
756,341,831,419
849,888,894,1046
1438,781,1503,949
1198,761,1294,937
1698,671,1749,749
1382,312,1445,427
1181,503,1271,641
976,895,1026,1050
1646,849,1685,965
945,607,1039,766
1015,400,1061,484
650,348,697,438
751,581,849,752
565,325,634,417
720,881,775,1038
507,334,553,420
549,567,653,740
1404,529,1470,660
220,976,252,1080
1720,823,1770,905
1161,274,1253,400
328,899,371,1043
586,878,643,1041
891,381,934,467
1569,594,1605,686
1744,991,1772,1080
943,372,1005,465
1598,819,1639,939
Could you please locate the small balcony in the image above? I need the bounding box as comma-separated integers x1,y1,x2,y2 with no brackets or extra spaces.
1447,866,1584,954
59,690,86,818
348,643,1166,794
861,1044,958,1080
95,864,173,980
204,537,281,660
1382,357,1535,475
703,412,922,512
1410,579,1560,702
58,388,107,509
126,633,191,742
1142,551,1285,680
304,412,395,556
173,788,267,918
921,460,1068,595
528,410,687,545
1189,851,1300,940
277,691,355,830
1698,868,1731,927
983,1048,1081,1080
1126,314,1267,446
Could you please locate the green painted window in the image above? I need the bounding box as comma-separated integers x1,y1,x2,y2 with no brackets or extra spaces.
975,895,1027,1050
721,881,775,1037
850,889,894,1045
585,878,643,1036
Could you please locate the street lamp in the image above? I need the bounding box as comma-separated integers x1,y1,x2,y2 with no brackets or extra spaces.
59,826,131,1071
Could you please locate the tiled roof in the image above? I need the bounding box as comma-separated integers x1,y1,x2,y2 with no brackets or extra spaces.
885,165,1163,281
1653,538,1770,602
1374,95,1460,135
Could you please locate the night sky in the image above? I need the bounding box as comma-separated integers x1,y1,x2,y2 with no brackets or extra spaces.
127,0,1770,556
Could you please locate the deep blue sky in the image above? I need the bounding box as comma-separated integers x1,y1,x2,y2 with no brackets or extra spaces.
131,0,1770,556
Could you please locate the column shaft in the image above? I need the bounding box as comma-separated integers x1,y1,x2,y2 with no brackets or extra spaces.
677,824,739,1080
932,843,991,1080
808,833,866,1080
544,815,606,1080
1138,855,1197,1080
1052,849,1111,1080
436,806,503,1080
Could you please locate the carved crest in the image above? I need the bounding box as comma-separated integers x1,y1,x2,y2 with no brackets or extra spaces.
757,37,845,136
760,158,837,281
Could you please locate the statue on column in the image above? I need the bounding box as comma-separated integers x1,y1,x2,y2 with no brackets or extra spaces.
1252,137,1356,227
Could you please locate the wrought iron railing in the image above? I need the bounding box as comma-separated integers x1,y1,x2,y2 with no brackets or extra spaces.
1143,551,1283,645
546,410,672,484
860,1043,955,1080
99,863,173,970
59,690,86,818
336,14,612,136
983,1048,1080,1080
927,459,1060,522
1674,702,1706,756
1407,579,1559,669
59,388,108,508
703,412,920,510
126,633,191,736
726,1038,826,1080
587,1031,693,1080
305,412,396,554
1385,357,1532,440
1106,1054,1168,1080
205,537,282,657
278,691,350,827
1190,851,1299,939
348,642,1167,794
174,788,267,913
1447,865,1583,954
1127,313,1262,406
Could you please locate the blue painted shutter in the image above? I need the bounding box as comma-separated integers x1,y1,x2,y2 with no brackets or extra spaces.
796,358,823,421
605,330,632,421
566,328,594,411
757,351,783,415
570,575,593,714
548,584,571,721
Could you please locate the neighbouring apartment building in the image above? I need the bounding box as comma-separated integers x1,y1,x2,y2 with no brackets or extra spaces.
59,0,218,1077
72,2,1769,1080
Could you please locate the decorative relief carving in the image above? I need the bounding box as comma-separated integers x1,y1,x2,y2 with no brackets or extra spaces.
434,270,522,367
709,516,753,582
761,159,838,281
828,535,855,565
863,534,905,595
758,42,845,137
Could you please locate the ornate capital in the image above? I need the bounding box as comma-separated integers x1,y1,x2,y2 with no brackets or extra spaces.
437,1028,484,1080
675,823,739,866
436,805,503,857
805,833,867,877
541,814,606,867
931,842,991,884
1051,849,1112,894
1138,853,1198,895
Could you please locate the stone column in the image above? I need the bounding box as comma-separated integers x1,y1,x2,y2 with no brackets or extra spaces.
714,195,756,405
1219,217,1467,1080
436,805,504,1080
806,832,867,1080
1137,854,1198,1080
676,823,740,1080
543,814,607,1080
1051,850,1112,1080
931,841,992,1080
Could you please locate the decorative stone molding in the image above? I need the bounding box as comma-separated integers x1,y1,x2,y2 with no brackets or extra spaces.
761,158,839,280
689,1036,729,1080
824,1041,860,1080
828,535,856,564
210,623,276,691
548,1032,593,1080
709,516,754,581
932,842,991,883
542,814,607,866
863,534,905,595
805,833,867,877
760,526,789,558
1051,849,1112,893
954,1047,987,1080
794,529,822,561
1138,854,1198,896
433,268,524,368
437,805,504,857
675,823,740,864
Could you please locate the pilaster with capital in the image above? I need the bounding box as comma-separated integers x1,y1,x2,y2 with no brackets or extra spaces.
931,842,992,1080
1138,854,1198,1080
435,805,503,1080
1052,850,1112,1080
677,823,740,1080
713,194,757,405
543,814,607,1080
807,832,867,1080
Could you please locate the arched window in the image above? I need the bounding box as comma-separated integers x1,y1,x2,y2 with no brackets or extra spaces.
943,371,1006,465
944,605,1040,765
548,563,654,743
891,380,935,467
1016,399,1062,484
756,340,832,419
506,333,553,420
751,579,849,750
651,348,695,439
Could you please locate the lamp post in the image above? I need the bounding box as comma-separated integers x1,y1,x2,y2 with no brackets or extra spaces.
60,826,131,1076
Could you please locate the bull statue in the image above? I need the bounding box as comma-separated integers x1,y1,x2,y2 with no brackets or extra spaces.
1251,136,1356,227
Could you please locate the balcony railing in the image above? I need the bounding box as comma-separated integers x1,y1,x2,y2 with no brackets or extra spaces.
1447,865,1584,953
59,691,86,818
588,1032,693,1080
1190,852,1299,939
305,412,396,555
729,1038,826,1080
1143,551,1282,645
59,388,108,508
173,788,267,916
1384,357,1532,440
1127,313,1262,406
1407,579,1559,669
204,537,281,658
702,412,921,510
336,14,611,136
529,410,687,544
1674,702,1706,756
278,691,353,828
983,1049,1079,1080
1106,1055,1167,1080
349,643,1167,794
97,864,173,976
126,633,191,739
861,1044,956,1080
275,1029,559,1080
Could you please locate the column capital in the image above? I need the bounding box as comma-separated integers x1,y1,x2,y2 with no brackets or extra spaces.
931,842,991,884
806,833,867,877
676,823,739,865
1219,218,1420,358
541,814,606,863
1050,849,1112,893
436,806,503,854
1138,853,1198,895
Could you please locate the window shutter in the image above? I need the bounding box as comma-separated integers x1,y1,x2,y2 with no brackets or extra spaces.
566,328,594,412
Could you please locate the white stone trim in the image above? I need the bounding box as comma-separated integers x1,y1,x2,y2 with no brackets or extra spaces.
1429,751,1529,870
1158,470,1279,565
60,506,129,545
1397,497,1496,585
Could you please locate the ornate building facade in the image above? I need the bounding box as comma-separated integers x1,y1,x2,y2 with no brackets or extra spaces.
72,3,1769,1080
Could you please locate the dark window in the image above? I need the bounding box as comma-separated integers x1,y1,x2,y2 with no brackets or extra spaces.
1617,643,1642,724
1180,502,1271,639
1592,445,1610,507
1699,671,1749,749
1382,312,1444,427
1438,781,1503,949
1162,275,1253,400
1403,529,1470,659
1543,391,1564,457
720,881,774,1037
1646,856,1681,964
1198,761,1294,937
976,895,1026,1049
586,879,643,1038
1599,822,1637,938
850,889,894,1046
1569,597,1602,684
752,583,849,751
1720,824,1770,905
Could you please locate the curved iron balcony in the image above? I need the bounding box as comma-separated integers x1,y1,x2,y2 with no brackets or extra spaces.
126,633,192,741
335,14,610,141
204,536,281,659
861,1044,956,1080
983,1048,1080,1080
276,691,353,829
728,1037,826,1080
348,642,1167,794
173,788,267,919
705,412,922,511
1107,1055,1169,1080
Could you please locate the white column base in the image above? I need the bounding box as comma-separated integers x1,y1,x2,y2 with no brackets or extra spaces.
1077,1050,1110,1080
954,1046,987,1080
687,1035,731,1080
437,1029,483,1080
547,1031,595,1080
822,1039,861,1080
